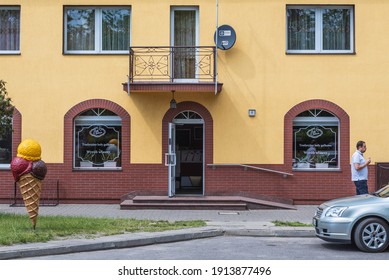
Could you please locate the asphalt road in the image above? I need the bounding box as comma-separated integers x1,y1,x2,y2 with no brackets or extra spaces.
23,236,389,260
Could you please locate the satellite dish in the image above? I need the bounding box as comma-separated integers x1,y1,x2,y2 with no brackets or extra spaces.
214,25,236,50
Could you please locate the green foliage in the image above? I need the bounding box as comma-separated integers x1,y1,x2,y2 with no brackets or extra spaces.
312,153,329,163
272,220,312,227
0,80,14,138
0,213,206,246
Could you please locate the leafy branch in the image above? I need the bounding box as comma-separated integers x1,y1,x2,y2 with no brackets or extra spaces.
312,152,329,163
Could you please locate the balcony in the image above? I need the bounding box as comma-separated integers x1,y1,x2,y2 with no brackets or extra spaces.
123,46,223,94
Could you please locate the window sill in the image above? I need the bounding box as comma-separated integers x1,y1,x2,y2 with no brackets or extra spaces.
286,52,356,55
63,52,129,55
73,167,122,171
293,168,341,172
0,52,21,55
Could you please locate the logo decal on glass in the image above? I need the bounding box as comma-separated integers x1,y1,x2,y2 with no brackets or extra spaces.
89,126,106,138
294,125,337,165
306,127,323,139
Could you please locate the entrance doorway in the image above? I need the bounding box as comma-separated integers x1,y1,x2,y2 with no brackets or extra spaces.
168,111,204,196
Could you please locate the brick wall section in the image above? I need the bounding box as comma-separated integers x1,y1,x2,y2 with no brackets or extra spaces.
205,164,376,204
284,99,355,203
0,99,377,205
1,100,168,203
205,99,371,204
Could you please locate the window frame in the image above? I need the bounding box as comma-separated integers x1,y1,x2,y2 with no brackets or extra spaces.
0,5,21,54
286,5,354,54
63,5,131,55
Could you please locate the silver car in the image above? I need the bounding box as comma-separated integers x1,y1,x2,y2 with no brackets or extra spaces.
313,185,389,253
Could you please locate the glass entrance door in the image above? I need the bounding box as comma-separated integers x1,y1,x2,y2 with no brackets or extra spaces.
167,122,176,197
170,110,204,196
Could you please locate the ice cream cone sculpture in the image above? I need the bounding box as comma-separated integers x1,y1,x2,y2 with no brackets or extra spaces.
11,139,47,229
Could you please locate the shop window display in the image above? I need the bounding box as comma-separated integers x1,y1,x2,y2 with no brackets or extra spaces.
74,108,122,169
293,109,339,169
0,129,12,168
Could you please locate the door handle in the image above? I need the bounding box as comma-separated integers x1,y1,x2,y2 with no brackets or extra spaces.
165,153,176,166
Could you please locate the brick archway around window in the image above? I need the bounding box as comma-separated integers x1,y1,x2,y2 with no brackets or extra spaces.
284,99,350,170
12,108,22,156
0,108,21,202
64,99,131,169
162,101,213,165
283,99,358,202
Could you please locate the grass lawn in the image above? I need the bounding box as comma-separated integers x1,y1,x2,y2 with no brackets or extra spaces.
0,213,206,246
272,220,312,227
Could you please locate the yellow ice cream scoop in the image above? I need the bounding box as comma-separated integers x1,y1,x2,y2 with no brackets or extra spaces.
17,139,42,161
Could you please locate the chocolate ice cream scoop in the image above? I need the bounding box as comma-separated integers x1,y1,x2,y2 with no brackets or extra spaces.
31,160,47,180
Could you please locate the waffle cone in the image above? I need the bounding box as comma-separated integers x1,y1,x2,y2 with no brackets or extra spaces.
18,173,42,227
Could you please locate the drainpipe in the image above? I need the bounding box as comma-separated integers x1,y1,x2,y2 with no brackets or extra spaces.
215,0,219,95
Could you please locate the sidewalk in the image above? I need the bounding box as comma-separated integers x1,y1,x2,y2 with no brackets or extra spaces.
0,204,318,259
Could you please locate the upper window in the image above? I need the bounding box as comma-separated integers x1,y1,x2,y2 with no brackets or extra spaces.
293,109,339,170
170,6,199,80
286,5,354,54
0,6,20,54
64,6,130,54
74,108,122,169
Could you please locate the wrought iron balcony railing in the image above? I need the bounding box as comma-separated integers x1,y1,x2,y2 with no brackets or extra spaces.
129,46,217,83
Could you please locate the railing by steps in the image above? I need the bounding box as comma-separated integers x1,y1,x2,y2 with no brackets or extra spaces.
10,179,60,206
207,164,293,178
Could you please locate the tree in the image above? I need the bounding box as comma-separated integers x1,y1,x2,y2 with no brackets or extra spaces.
0,80,14,138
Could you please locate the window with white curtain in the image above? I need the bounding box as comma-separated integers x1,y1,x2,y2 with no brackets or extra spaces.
171,6,199,80
0,6,20,53
64,6,130,54
286,5,354,53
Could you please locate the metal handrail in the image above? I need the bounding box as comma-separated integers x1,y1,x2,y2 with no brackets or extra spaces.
10,179,60,207
207,164,294,177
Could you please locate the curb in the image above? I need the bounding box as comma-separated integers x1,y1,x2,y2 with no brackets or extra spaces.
0,227,223,260
224,228,315,237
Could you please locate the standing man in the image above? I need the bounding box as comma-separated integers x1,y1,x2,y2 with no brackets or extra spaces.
351,140,371,195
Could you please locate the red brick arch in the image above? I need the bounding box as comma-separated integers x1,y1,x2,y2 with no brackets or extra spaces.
64,99,131,169
0,108,21,202
284,99,350,169
12,108,22,156
162,101,213,165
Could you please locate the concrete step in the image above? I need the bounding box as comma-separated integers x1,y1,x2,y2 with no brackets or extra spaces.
120,195,296,210
121,200,247,210
132,196,243,204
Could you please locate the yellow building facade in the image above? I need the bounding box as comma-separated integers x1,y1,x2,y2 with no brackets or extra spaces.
1,0,387,205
